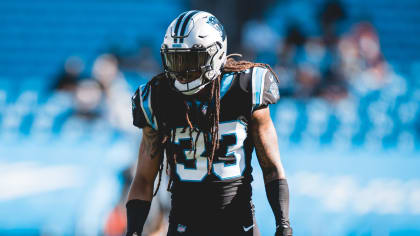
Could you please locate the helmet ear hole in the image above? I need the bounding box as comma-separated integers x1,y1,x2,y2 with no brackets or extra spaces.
205,70,215,79
219,51,225,60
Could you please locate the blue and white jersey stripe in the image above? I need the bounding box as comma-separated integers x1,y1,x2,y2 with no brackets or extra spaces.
139,84,158,130
251,67,268,110
220,72,235,99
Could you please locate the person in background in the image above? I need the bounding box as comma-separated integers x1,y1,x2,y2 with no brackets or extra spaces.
92,53,135,133
53,56,84,92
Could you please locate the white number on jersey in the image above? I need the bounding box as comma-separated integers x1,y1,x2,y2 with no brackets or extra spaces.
174,120,247,181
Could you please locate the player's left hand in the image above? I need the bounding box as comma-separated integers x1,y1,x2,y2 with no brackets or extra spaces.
125,232,139,236
275,224,293,236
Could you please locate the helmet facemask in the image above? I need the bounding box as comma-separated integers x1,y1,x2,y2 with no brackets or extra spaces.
161,42,221,95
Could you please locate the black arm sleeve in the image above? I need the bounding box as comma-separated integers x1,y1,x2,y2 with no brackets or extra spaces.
265,179,293,236
125,199,151,236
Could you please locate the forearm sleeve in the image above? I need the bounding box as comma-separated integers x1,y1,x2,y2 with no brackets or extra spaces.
265,179,292,235
125,199,151,236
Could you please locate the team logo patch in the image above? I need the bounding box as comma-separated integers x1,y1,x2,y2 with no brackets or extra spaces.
207,16,226,41
201,104,208,115
177,224,187,233
269,82,280,100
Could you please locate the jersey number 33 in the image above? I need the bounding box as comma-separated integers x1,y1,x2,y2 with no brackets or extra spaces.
174,120,247,182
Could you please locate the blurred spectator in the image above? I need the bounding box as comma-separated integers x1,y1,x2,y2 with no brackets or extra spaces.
73,79,103,120
242,14,279,59
104,205,126,236
295,63,322,99
275,24,324,99
273,24,305,96
118,41,161,76
274,13,350,102
53,56,84,92
303,38,328,69
92,53,135,133
58,54,133,140
279,23,307,66
59,77,109,143
338,22,389,94
318,0,347,47
103,168,133,236
104,163,171,236
316,68,348,102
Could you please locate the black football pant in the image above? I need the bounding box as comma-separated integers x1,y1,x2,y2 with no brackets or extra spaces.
166,201,261,236
167,217,260,236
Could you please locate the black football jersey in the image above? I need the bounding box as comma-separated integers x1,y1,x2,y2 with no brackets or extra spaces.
132,67,280,220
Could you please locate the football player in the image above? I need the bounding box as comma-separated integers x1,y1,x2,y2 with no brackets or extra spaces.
126,10,292,236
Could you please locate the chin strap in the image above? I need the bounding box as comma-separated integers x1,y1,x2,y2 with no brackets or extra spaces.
172,70,219,95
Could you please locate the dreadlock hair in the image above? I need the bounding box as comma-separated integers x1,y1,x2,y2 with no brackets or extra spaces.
148,54,280,196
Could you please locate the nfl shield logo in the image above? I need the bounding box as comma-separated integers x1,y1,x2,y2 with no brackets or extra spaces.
177,224,187,233
201,104,208,115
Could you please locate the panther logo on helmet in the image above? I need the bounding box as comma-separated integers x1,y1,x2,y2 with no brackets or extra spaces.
207,16,226,41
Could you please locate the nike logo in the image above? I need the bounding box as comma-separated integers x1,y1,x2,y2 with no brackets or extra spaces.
243,224,254,232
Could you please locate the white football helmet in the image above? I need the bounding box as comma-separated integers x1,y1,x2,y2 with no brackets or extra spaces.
161,10,227,95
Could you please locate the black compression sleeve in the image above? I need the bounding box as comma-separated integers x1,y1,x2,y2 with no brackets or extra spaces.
125,199,151,236
265,179,292,236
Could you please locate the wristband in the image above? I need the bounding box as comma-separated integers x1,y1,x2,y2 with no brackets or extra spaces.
126,199,151,236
